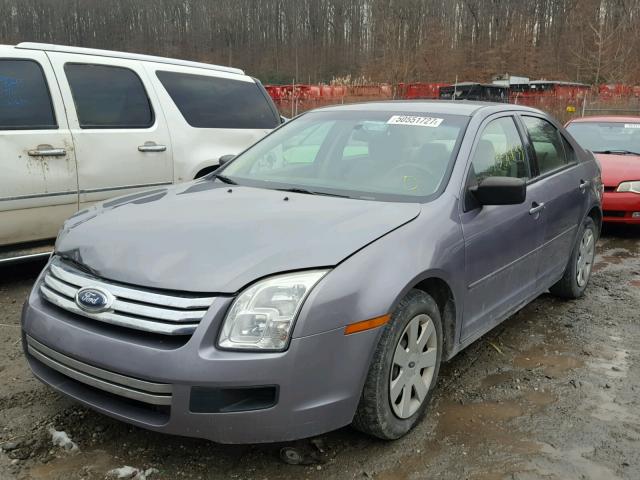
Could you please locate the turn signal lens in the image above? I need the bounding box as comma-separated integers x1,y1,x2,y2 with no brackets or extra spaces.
344,315,390,335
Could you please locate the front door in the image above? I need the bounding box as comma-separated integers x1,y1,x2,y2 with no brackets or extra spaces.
47,52,173,208
460,114,546,341
0,51,78,246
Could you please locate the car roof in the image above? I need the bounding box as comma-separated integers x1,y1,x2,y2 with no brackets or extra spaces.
13,42,245,76
567,115,640,124
315,100,545,117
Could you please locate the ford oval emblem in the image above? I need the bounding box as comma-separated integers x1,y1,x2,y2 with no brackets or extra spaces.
75,287,114,313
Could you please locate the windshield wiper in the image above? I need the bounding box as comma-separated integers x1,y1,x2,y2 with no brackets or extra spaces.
592,149,640,156
212,173,237,185
275,187,350,198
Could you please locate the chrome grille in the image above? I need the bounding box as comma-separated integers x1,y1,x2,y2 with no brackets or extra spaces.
40,256,214,335
27,335,172,406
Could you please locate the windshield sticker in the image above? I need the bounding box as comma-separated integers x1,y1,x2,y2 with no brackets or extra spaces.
624,123,640,129
387,115,444,128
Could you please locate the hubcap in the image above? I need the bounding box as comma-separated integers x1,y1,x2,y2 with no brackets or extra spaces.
389,314,438,419
576,228,595,287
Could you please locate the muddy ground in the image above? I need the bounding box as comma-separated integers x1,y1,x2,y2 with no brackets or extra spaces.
1,225,639,480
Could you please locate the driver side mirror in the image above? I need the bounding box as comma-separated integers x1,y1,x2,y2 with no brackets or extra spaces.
470,176,526,206
218,154,236,167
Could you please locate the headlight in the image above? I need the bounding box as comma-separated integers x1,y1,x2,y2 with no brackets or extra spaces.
617,181,640,193
218,270,328,351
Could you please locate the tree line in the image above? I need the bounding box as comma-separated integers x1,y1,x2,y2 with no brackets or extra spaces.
1,0,638,85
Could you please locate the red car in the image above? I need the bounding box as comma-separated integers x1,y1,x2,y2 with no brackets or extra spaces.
566,116,640,224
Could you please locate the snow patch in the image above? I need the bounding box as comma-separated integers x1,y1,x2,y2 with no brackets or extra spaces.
48,427,79,452
107,466,159,480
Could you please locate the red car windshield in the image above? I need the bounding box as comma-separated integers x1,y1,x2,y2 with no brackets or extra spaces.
567,121,640,155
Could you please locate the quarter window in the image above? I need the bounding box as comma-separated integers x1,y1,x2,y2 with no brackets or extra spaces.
561,135,578,164
156,71,279,129
64,63,154,129
0,59,56,130
470,117,528,182
522,116,568,174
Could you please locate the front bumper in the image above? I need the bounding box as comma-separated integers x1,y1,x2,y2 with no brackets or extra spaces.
602,191,640,224
21,273,380,444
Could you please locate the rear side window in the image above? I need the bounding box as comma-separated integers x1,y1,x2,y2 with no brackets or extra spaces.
156,71,279,129
522,116,568,174
64,63,154,129
0,59,56,130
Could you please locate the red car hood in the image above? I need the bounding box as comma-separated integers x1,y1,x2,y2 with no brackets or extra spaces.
595,153,640,187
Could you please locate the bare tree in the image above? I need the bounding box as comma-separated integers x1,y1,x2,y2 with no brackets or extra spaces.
0,0,638,84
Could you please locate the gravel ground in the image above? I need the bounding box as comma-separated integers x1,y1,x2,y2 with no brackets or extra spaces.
0,225,639,480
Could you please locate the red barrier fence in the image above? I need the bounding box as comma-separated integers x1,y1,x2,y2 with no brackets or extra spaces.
265,81,640,117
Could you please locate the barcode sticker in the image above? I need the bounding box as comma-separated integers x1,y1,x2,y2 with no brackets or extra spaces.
387,115,444,128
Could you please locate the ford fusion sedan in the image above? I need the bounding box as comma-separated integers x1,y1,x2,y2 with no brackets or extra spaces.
566,116,640,224
22,101,602,444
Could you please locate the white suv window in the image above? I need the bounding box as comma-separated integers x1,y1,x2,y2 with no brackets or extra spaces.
64,63,154,129
156,70,278,129
0,59,56,130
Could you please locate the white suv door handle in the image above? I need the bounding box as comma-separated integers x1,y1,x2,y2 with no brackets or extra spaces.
529,202,546,216
138,143,167,153
28,146,66,157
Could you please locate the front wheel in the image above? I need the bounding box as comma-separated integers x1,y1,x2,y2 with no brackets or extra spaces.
352,289,443,440
550,216,597,299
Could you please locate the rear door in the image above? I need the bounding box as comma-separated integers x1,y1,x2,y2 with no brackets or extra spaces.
0,50,78,246
47,53,173,208
519,115,588,286
460,114,546,340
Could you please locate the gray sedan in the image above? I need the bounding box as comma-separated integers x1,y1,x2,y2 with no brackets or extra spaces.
21,101,602,443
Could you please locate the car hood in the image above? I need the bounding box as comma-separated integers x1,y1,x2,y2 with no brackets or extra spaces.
595,153,640,187
56,181,420,293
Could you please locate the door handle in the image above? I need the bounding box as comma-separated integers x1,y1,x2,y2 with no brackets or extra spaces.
529,202,546,216
138,143,167,153
579,180,590,192
27,146,66,157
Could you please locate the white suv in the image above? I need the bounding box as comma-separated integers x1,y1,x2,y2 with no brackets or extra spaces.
0,43,281,262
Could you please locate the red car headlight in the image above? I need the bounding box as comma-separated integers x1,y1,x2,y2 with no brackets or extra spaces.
617,181,640,194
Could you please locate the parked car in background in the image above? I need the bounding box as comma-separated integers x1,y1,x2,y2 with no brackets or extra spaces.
22,101,602,443
566,116,640,224
0,42,281,262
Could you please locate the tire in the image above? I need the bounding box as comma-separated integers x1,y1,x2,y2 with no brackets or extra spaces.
550,216,597,299
352,289,443,440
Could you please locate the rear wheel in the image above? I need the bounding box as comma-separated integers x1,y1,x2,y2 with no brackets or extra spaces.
352,289,442,440
550,216,597,299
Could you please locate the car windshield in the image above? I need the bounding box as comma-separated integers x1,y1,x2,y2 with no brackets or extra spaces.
220,110,469,201
566,121,640,155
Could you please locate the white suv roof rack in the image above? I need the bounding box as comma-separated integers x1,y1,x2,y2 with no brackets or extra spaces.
16,42,245,76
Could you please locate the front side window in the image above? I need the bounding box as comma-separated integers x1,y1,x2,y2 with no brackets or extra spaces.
156,71,279,129
0,59,56,130
220,110,468,201
566,121,640,155
470,116,529,182
65,63,154,129
522,116,568,174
